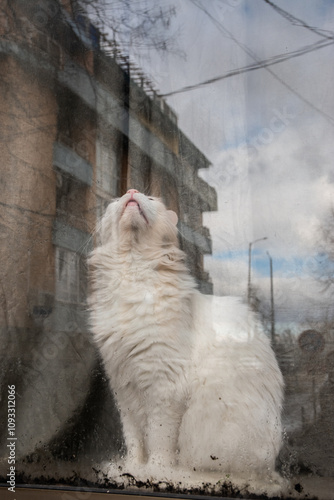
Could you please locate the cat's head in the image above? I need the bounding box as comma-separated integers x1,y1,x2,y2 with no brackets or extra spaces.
100,189,179,247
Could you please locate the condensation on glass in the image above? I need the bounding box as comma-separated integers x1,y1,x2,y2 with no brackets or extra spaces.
0,0,333,499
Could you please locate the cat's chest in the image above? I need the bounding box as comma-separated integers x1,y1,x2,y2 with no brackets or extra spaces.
117,268,160,301
105,256,192,330
108,266,166,322
111,259,172,301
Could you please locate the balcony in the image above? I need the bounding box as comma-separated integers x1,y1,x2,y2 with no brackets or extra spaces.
53,142,93,186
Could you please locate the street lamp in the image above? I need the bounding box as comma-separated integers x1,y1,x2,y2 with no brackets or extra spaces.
248,237,268,305
267,251,275,346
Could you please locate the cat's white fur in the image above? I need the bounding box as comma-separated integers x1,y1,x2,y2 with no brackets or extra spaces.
89,190,284,491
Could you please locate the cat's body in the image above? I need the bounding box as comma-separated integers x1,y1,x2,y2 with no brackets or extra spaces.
89,190,284,489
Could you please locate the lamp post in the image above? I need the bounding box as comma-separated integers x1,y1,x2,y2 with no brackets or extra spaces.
267,251,275,346
248,237,268,305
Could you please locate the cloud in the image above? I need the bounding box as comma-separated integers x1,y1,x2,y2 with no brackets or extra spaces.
200,112,334,319
132,0,334,323
200,113,334,254
205,252,334,327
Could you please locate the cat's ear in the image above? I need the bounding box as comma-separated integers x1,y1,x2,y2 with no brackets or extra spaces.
167,210,178,226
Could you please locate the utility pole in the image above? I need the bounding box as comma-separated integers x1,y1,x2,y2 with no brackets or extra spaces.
267,251,275,345
247,237,268,305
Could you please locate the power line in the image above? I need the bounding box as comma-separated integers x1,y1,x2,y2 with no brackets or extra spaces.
159,38,334,97
192,0,334,125
262,0,334,40
161,0,334,125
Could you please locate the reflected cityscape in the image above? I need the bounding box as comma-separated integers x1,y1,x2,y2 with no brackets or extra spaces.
0,0,333,498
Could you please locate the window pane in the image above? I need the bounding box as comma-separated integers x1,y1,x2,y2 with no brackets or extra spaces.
1,1,333,499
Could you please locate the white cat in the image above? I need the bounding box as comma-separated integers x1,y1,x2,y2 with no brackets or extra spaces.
89,189,284,490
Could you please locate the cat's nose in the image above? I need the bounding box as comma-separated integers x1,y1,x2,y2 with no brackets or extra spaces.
127,189,139,198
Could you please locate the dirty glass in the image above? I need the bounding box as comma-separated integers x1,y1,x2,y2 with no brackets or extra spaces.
0,1,334,499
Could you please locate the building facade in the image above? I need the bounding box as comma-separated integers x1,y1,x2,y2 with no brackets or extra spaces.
0,0,217,473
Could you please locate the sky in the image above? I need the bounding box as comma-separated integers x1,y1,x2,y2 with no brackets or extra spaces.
121,0,334,330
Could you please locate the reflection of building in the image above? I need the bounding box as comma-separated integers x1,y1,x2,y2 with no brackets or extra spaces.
0,0,217,466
